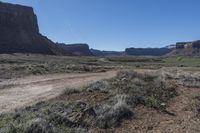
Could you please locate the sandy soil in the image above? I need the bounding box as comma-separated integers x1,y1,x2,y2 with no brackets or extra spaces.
0,71,117,114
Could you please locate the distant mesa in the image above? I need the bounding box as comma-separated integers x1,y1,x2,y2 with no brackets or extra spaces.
169,40,200,56
57,43,93,56
175,42,193,49
175,41,200,49
90,49,125,56
125,47,172,56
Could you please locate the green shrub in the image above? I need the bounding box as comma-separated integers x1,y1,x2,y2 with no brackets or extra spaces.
146,95,159,108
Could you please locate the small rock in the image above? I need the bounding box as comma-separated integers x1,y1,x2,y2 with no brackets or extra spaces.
160,103,166,106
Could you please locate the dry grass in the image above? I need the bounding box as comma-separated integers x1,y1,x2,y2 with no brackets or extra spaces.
0,70,179,133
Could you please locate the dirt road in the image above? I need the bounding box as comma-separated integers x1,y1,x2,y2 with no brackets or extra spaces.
0,71,117,114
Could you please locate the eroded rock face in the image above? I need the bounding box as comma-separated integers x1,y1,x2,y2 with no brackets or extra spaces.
0,2,67,55
0,2,39,32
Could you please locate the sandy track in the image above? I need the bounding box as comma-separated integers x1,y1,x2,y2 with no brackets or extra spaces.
0,71,117,114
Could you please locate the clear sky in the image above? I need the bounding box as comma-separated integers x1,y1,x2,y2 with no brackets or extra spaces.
1,0,200,50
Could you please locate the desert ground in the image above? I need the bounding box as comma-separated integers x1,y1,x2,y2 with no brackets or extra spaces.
0,54,200,133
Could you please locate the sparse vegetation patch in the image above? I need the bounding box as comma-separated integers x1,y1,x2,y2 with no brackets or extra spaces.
0,70,178,132
178,73,200,88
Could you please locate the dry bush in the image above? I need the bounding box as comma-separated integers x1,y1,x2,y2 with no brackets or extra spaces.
87,80,111,93
109,70,177,109
24,118,55,133
0,101,91,133
178,73,200,88
94,94,132,128
63,88,81,95
156,68,200,88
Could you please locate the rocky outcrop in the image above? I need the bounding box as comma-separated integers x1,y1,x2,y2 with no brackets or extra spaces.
125,48,172,56
57,43,93,56
169,40,200,56
176,42,192,49
0,2,67,55
192,40,200,49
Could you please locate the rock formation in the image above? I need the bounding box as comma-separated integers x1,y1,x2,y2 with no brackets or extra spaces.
0,2,67,55
57,43,93,56
169,40,200,56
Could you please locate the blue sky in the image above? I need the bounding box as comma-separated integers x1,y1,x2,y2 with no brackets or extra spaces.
1,0,200,50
